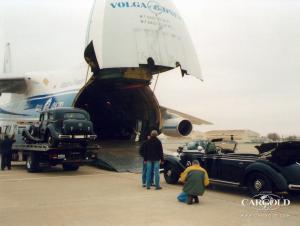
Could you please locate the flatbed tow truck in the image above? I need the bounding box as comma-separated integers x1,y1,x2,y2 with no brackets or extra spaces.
12,143,99,172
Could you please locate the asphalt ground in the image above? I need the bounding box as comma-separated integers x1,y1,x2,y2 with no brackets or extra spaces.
0,164,299,226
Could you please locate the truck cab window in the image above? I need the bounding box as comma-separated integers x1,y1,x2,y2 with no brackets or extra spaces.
44,113,49,121
40,114,44,122
49,113,54,120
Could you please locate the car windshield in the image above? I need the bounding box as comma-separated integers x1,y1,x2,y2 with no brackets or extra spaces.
186,141,198,150
207,142,217,153
217,141,236,151
64,112,86,120
185,140,209,150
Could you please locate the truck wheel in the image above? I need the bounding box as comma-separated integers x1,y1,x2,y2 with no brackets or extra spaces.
164,163,180,184
80,141,88,148
63,164,80,171
47,133,57,148
247,172,272,196
26,152,40,173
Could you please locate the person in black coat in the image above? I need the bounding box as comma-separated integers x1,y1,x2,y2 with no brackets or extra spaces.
139,135,154,187
1,135,15,170
144,130,164,190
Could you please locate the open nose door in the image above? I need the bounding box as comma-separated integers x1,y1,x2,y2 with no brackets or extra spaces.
85,0,202,79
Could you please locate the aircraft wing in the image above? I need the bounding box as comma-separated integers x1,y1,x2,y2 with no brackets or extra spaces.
151,67,212,126
160,106,212,125
0,76,29,94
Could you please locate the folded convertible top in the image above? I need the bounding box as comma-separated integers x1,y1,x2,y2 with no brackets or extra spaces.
256,141,300,166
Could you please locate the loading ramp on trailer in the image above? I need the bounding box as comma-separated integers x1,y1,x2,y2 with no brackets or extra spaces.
13,142,143,173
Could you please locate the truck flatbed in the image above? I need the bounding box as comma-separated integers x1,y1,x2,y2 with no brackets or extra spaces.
12,143,101,152
12,143,100,172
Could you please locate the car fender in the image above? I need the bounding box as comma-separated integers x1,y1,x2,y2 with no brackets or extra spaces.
46,125,58,139
242,162,288,191
163,155,185,172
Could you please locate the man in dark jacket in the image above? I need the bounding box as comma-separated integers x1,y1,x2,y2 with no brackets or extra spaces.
1,135,15,170
177,160,209,204
144,130,164,190
139,135,153,187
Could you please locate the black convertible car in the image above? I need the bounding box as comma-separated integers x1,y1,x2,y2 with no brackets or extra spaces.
163,139,300,196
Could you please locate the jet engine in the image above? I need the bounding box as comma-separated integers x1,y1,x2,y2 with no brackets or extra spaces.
161,118,193,137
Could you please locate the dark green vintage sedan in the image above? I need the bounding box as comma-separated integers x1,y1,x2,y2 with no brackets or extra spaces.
163,140,300,196
23,107,97,147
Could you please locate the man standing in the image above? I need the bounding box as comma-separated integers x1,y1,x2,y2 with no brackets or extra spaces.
1,135,15,170
139,135,153,187
177,160,209,204
144,130,164,190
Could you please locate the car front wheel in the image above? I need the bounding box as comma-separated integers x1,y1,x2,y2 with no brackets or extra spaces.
247,172,272,196
26,152,40,173
46,133,57,148
164,163,180,184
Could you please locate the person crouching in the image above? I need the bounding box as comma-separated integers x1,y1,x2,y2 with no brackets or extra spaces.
177,160,209,204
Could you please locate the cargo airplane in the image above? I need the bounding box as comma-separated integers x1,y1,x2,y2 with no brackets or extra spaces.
0,0,211,143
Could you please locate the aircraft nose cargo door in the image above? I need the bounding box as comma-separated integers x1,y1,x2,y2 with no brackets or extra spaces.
85,0,202,79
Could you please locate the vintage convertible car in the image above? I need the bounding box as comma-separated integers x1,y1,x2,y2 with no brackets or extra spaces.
163,139,300,196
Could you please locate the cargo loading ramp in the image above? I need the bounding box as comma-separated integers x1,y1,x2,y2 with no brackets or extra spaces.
94,141,143,173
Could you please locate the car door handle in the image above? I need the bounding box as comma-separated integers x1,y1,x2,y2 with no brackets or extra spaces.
238,162,244,165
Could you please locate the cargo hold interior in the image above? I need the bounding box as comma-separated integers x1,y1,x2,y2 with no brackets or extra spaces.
74,80,160,141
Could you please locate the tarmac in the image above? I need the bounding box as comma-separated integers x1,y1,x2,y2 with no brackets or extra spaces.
0,164,299,226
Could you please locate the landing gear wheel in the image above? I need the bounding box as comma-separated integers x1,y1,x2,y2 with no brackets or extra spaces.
247,172,272,196
26,152,40,173
164,163,180,184
63,164,80,171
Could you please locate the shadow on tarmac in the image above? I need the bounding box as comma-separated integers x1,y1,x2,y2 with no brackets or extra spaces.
10,163,102,177
10,163,300,203
168,181,300,202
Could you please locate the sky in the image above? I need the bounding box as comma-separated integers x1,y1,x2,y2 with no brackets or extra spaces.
0,0,300,136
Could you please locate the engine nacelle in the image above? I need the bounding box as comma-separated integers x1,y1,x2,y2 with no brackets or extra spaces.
162,118,193,137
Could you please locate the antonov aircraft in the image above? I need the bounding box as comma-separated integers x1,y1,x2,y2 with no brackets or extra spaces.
0,0,211,143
